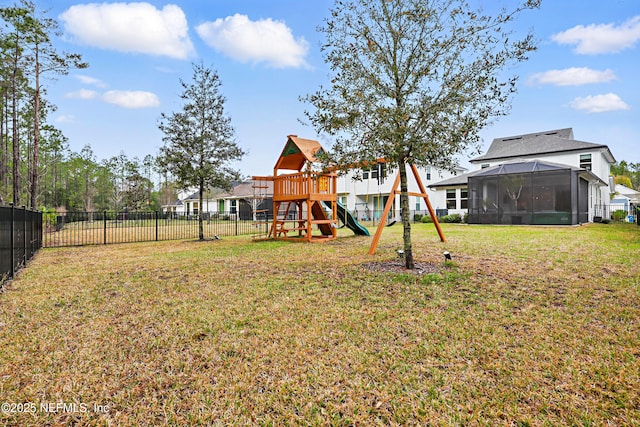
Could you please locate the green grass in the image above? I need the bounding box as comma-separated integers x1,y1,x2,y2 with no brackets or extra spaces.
1,223,639,426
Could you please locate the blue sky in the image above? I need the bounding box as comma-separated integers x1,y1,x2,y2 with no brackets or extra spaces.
28,0,640,177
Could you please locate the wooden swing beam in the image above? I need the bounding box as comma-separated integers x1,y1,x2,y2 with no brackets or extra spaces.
368,164,446,255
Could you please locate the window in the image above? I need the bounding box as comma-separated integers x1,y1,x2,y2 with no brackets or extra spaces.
446,189,456,209
415,197,421,211
580,154,592,171
426,166,431,180
481,163,490,169
460,188,468,209
362,168,369,180
230,200,237,214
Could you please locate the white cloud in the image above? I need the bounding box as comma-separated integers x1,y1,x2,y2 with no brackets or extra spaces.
103,90,160,109
196,14,309,68
528,67,617,86
552,15,640,54
569,93,631,113
75,75,108,88
59,3,195,59
55,114,76,124
65,89,100,100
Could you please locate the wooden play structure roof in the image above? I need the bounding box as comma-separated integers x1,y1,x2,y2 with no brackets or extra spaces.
274,135,325,172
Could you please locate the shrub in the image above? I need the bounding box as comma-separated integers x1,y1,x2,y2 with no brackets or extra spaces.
421,215,433,223
441,214,462,223
413,213,423,222
611,210,627,221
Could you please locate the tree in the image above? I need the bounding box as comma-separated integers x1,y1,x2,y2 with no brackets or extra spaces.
158,62,245,240
611,160,640,190
0,4,29,205
303,0,539,268
0,1,86,208
614,175,633,189
20,0,87,209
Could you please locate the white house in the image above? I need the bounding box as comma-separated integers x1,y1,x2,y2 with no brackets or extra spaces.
335,163,466,222
161,181,272,220
429,128,616,224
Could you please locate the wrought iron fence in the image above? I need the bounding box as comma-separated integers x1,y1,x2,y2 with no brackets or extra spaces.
0,205,43,285
593,204,638,224
42,211,258,248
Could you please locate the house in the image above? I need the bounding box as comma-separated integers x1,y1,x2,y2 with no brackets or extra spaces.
161,181,273,220
429,128,616,224
335,163,465,222
161,189,222,218
611,184,640,220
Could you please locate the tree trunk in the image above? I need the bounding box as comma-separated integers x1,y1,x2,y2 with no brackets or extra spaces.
399,162,414,269
11,35,20,206
31,45,40,209
198,180,204,241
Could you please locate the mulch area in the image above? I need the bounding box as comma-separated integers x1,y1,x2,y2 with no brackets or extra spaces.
361,260,443,275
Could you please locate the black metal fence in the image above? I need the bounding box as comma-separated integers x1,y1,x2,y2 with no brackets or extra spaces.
42,211,258,248
0,205,43,285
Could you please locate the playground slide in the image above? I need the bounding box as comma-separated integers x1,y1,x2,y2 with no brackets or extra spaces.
310,202,334,236
323,200,370,236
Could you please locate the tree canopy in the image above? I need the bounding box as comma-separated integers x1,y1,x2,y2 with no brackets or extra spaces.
304,0,540,268
157,62,245,240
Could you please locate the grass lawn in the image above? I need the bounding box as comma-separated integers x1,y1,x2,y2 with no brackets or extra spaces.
1,223,639,426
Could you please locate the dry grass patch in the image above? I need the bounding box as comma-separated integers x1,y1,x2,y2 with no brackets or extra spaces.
0,223,639,426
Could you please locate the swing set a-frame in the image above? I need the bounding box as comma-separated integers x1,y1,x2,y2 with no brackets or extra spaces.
367,163,446,255
252,135,445,253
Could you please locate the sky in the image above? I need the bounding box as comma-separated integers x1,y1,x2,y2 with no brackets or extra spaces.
22,0,640,178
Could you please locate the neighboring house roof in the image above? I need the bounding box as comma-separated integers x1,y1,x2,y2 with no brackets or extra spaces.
428,169,483,188
615,184,640,202
470,128,616,164
223,182,258,199
429,159,608,188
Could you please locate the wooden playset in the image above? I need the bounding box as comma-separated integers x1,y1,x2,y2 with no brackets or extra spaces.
252,135,445,251
252,135,339,242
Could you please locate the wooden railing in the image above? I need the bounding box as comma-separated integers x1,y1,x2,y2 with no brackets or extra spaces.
274,171,336,200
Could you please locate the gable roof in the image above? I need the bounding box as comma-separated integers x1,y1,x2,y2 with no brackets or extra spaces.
615,184,640,201
274,135,325,172
427,169,482,188
471,128,615,163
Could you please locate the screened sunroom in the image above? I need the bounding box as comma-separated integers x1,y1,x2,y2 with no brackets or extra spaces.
467,161,596,225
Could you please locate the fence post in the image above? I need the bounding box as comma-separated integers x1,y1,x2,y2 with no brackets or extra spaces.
104,210,107,245
22,206,27,271
235,212,238,236
10,204,14,279
155,211,159,241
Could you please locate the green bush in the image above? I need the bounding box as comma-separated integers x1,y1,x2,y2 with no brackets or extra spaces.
441,214,462,223
421,215,433,223
611,210,627,221
413,213,423,222
40,207,58,229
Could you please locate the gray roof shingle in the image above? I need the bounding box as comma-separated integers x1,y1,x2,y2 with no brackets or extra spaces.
471,128,613,163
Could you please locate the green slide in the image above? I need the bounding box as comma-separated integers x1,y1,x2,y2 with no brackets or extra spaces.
324,200,370,236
